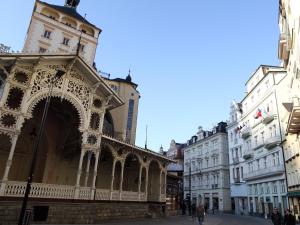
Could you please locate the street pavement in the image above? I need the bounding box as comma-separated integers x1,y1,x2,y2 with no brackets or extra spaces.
41,213,273,225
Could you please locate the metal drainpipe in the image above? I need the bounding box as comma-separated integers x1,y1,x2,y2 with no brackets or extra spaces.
274,87,290,211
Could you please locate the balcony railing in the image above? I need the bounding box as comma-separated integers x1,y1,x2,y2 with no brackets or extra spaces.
287,97,300,134
241,127,251,139
278,32,290,61
1,181,150,202
262,113,277,125
243,150,253,160
244,164,285,181
211,184,218,189
233,177,241,183
232,157,239,164
253,142,265,150
264,136,281,149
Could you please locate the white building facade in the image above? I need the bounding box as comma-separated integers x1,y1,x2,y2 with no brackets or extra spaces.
183,122,231,212
278,0,300,218
227,103,249,215
229,65,288,217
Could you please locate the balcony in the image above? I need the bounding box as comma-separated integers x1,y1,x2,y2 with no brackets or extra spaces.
232,157,239,164
278,32,290,61
241,127,251,139
264,136,281,149
233,177,241,183
262,114,277,125
244,164,285,181
286,97,300,134
212,184,218,189
243,150,253,160
253,142,265,150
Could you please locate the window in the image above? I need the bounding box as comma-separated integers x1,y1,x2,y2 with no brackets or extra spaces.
261,132,265,144
62,37,70,46
43,30,51,39
280,180,286,193
264,157,267,168
256,159,260,170
39,47,46,53
125,99,134,142
241,167,243,179
273,182,277,194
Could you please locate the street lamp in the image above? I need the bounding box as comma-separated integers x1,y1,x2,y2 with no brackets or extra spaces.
18,69,65,225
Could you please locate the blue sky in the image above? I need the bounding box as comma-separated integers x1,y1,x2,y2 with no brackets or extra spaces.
0,0,280,151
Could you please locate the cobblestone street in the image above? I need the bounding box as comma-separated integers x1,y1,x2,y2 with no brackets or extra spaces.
40,214,273,225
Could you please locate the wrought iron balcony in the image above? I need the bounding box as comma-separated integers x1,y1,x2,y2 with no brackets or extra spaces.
244,164,285,181
233,177,241,183
243,150,253,160
264,136,281,150
211,184,218,189
253,141,265,150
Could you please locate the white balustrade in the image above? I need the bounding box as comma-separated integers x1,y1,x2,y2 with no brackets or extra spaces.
160,194,166,202
4,181,75,199
95,189,110,200
121,191,139,201
139,192,146,201
111,191,119,200
78,187,91,200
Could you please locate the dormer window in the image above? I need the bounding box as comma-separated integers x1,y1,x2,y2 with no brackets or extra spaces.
79,44,85,52
39,47,47,53
62,37,70,46
43,30,51,39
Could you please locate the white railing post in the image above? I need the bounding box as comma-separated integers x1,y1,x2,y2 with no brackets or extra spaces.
91,150,100,200
110,159,116,200
138,165,143,201
74,149,86,199
0,134,19,196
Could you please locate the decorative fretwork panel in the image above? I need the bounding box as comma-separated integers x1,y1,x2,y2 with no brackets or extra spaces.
67,81,90,111
89,112,100,130
69,69,85,82
0,113,17,128
5,87,24,110
13,71,29,85
31,68,63,95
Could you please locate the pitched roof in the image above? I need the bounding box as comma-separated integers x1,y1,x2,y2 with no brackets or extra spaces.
38,0,99,30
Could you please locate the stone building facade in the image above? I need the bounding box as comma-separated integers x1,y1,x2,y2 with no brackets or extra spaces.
228,65,288,217
227,102,249,215
183,122,231,212
0,0,171,223
278,0,300,218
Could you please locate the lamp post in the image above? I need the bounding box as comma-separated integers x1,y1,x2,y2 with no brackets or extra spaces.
18,69,65,225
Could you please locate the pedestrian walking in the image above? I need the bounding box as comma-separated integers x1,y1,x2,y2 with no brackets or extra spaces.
191,203,196,222
196,203,205,225
283,209,296,225
271,207,282,225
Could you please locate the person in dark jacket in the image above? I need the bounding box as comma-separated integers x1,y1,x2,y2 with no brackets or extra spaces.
272,208,282,225
283,209,296,225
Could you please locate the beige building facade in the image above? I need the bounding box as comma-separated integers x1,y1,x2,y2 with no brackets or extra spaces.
278,0,300,217
0,0,170,223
